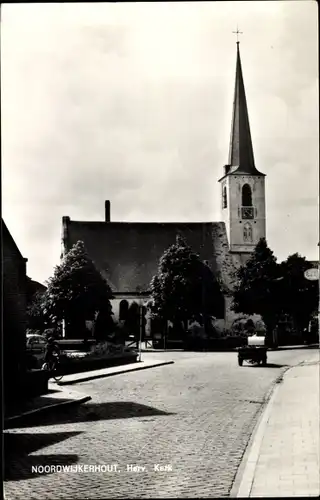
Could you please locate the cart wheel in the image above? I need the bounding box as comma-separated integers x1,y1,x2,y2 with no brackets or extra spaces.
238,357,243,366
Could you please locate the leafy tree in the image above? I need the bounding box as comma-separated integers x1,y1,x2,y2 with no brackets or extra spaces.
232,238,282,345
43,241,113,338
278,253,318,336
93,308,115,341
26,290,49,331
150,235,223,333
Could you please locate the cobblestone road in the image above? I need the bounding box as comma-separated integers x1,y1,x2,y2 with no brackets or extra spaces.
4,349,316,499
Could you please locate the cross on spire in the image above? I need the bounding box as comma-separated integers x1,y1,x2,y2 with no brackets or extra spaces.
232,26,243,44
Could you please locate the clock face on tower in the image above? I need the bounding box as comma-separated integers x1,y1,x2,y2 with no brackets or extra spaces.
241,206,254,219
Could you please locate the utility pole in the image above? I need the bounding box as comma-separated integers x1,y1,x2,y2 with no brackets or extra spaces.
139,303,143,362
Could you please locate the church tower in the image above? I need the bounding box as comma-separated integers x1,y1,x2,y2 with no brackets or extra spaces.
219,40,266,265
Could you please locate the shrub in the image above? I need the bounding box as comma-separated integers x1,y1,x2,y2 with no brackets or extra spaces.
26,353,39,369
64,352,88,361
211,319,228,338
26,329,43,337
89,341,112,357
89,341,136,357
229,314,266,338
65,341,136,361
112,321,129,344
255,319,267,335
43,327,61,340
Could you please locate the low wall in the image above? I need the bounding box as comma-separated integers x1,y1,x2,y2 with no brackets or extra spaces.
23,369,49,396
5,369,49,404
57,339,96,352
59,352,138,375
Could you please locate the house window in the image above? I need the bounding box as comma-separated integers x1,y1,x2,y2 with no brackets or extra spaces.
242,183,252,206
222,186,227,209
243,222,253,242
119,300,129,320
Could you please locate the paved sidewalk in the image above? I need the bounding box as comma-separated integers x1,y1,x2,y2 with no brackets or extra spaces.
57,358,174,386
4,359,174,427
4,385,91,429
234,353,320,497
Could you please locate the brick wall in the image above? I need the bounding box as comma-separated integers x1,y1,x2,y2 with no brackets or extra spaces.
211,223,250,327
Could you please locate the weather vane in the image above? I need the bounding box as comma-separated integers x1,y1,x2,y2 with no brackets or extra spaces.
232,26,243,44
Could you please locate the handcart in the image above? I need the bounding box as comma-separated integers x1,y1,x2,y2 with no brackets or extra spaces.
237,334,267,366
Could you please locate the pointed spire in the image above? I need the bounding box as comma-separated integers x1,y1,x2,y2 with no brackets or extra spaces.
228,42,264,176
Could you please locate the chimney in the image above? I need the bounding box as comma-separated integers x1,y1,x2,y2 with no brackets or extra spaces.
61,216,70,258
105,200,111,222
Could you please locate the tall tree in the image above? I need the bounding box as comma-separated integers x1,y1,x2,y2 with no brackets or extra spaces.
279,253,318,336
150,235,223,333
232,238,282,345
26,290,49,332
43,241,113,338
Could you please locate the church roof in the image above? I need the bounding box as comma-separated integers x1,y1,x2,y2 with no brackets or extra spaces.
225,43,265,178
62,216,235,294
26,277,47,302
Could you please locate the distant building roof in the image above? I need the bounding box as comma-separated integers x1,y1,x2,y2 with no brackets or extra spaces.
26,277,47,302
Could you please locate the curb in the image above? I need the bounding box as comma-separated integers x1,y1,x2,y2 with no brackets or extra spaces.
230,366,291,498
4,394,92,429
269,344,319,351
58,360,175,386
143,345,318,353
141,349,184,352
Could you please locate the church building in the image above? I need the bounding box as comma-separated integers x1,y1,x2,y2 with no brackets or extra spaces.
61,42,266,334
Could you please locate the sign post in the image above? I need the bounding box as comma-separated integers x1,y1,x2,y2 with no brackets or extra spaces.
304,266,320,347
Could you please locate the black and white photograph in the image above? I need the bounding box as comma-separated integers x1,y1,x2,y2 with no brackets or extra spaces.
2,1,319,498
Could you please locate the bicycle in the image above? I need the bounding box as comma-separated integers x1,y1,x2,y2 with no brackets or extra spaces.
41,353,64,382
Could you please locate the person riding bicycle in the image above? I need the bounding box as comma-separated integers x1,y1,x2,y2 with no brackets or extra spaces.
44,336,60,368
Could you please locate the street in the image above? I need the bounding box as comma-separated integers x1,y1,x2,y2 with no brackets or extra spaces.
4,349,318,499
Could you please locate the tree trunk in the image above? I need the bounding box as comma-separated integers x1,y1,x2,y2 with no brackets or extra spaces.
67,317,87,339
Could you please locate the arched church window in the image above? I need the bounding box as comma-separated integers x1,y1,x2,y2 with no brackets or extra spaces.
222,186,227,209
242,184,252,206
130,302,139,312
243,222,253,242
119,300,129,320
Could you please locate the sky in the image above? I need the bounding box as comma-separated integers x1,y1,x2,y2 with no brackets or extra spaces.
1,1,319,285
